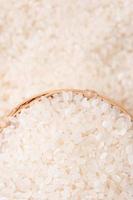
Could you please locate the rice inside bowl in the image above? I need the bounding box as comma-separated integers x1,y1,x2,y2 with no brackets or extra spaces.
0,91,133,199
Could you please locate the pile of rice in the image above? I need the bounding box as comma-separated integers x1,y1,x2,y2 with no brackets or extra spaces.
0,0,133,118
0,91,132,199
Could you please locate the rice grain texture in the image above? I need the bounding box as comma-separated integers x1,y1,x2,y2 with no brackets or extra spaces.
0,91,133,200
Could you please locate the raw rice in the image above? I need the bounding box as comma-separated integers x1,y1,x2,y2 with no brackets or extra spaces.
0,90,132,199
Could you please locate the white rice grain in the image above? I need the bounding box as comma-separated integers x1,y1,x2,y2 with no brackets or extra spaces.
0,92,132,199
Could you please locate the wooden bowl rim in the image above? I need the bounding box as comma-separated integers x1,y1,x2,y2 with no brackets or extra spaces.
9,89,132,118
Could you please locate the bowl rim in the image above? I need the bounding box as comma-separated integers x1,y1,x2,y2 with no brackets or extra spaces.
9,89,132,119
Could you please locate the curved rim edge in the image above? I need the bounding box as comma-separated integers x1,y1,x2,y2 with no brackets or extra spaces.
9,89,132,119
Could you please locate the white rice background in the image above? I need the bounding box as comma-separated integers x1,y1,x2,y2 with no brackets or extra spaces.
0,92,133,199
0,0,133,118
